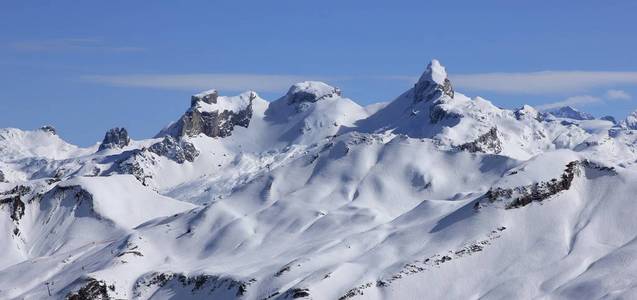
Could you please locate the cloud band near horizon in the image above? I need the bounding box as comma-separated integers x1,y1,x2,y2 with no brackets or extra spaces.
451,71,637,94
82,70,637,95
81,74,330,93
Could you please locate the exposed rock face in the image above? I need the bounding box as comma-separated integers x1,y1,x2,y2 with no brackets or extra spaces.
40,125,57,135
161,91,256,139
148,136,199,164
0,194,25,222
132,272,255,299
116,137,199,185
98,127,130,151
414,59,454,103
182,106,252,138
66,278,110,300
457,127,502,154
0,170,4,182
191,89,218,106
478,160,616,209
117,153,152,185
0,185,31,223
429,104,462,124
285,81,342,105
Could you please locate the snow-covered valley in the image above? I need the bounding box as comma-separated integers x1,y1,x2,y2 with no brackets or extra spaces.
2,60,637,299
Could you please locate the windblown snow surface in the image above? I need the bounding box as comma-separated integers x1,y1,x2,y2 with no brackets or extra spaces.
2,60,637,300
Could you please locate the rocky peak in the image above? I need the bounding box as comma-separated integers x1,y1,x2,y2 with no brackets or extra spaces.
547,106,594,120
515,105,542,121
191,89,219,107
98,127,130,151
158,91,256,139
39,125,57,135
414,59,454,103
285,81,341,105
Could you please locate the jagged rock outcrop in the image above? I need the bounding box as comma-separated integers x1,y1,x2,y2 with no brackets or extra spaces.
148,136,199,164
159,91,256,138
414,59,454,103
132,272,255,299
0,185,30,223
40,125,57,135
117,153,152,185
0,170,5,182
66,278,110,300
98,127,130,151
116,137,199,185
478,160,616,209
457,127,502,154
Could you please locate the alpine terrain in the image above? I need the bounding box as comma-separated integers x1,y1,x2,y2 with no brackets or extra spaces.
3,60,637,300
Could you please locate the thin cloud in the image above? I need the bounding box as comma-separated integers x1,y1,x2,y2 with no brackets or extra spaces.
605,89,631,100
451,71,637,94
536,95,602,110
81,74,329,92
9,38,144,53
81,70,637,96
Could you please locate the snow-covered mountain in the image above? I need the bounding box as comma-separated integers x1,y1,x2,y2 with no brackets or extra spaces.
2,60,637,299
545,106,595,121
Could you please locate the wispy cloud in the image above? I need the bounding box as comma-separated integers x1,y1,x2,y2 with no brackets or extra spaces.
81,69,637,98
536,88,633,111
81,74,329,92
450,71,637,94
536,95,602,110
605,89,632,100
9,38,144,53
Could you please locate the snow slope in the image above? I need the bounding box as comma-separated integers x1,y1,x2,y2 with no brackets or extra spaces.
1,59,637,300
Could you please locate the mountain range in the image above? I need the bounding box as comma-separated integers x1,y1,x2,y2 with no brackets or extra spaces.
2,60,637,299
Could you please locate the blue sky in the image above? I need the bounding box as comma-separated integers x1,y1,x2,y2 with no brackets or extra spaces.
2,1,637,146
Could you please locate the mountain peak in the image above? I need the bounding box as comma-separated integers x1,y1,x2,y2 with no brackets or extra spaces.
191,89,218,107
39,125,57,135
158,91,256,139
98,127,130,152
414,59,454,102
285,81,341,104
547,106,594,120
418,59,447,85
